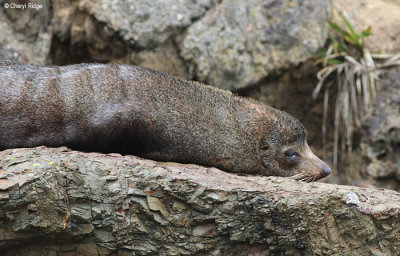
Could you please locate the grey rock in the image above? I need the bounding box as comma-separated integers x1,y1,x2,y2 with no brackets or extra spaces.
131,39,187,77
79,0,218,48
361,67,400,180
0,0,330,89
2,146,400,255
181,0,330,90
0,0,52,64
0,0,330,88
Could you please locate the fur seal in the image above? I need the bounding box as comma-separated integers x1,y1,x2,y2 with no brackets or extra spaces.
0,60,331,181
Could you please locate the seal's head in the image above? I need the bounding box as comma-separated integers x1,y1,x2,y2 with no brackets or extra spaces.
258,107,331,182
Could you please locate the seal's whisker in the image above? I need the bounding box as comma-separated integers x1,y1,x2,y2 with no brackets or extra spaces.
301,176,310,182
293,175,305,181
289,173,304,180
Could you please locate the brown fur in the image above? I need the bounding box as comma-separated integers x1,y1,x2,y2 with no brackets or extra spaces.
0,60,330,181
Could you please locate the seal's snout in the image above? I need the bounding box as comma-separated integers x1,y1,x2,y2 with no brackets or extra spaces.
321,164,331,178
299,144,332,181
316,157,331,179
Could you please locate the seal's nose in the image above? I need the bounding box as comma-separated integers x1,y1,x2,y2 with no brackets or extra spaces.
321,165,331,178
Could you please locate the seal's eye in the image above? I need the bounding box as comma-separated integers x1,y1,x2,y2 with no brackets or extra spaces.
284,151,299,163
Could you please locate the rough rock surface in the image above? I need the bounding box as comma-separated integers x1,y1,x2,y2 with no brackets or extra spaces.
0,0,330,90
0,0,52,64
181,0,330,90
333,0,400,54
1,147,400,255
79,0,218,48
361,67,400,182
